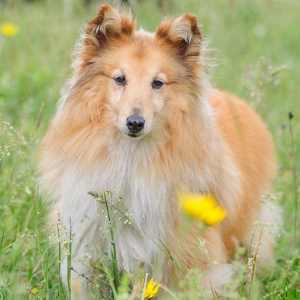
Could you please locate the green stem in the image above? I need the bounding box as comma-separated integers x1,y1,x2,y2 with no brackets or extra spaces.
102,192,120,294
56,218,63,293
67,218,72,300
288,112,299,244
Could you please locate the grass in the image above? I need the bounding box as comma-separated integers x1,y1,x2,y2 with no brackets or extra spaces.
0,0,299,299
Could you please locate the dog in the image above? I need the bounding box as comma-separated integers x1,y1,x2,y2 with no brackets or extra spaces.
39,4,282,299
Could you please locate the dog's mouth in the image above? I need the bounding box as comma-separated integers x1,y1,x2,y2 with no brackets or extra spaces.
128,133,138,138
127,132,143,139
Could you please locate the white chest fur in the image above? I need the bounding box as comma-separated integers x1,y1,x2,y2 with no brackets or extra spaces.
53,126,240,275
57,139,171,274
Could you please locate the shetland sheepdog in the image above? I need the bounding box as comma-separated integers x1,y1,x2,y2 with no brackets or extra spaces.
39,4,281,299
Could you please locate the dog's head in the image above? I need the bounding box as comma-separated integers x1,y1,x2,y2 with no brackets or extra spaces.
55,4,205,154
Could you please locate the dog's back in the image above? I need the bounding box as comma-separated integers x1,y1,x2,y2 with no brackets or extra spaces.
210,90,279,261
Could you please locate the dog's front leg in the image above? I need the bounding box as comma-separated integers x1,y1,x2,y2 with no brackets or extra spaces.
61,255,91,300
61,218,101,299
58,203,102,300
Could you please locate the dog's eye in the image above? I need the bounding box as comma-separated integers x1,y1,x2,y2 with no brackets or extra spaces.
151,79,164,90
114,75,127,86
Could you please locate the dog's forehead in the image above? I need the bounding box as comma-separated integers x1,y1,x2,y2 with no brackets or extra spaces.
130,30,157,55
111,31,167,71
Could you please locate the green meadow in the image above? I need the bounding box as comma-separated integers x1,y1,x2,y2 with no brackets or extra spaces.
0,0,299,299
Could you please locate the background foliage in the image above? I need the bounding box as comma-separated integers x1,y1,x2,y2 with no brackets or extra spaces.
0,0,299,299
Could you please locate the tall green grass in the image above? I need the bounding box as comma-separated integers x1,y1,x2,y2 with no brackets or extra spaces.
0,0,299,299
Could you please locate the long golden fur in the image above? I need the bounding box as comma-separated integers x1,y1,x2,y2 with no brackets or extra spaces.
39,4,281,299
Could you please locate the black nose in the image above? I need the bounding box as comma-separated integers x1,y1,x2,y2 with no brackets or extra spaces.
126,114,145,134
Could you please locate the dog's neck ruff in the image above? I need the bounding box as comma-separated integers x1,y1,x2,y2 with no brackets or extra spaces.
57,137,175,274
46,88,240,276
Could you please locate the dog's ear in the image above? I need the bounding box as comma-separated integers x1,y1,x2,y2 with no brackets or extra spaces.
79,4,134,69
86,4,134,42
155,14,202,67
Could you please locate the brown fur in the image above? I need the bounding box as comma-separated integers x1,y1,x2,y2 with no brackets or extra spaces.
39,4,278,294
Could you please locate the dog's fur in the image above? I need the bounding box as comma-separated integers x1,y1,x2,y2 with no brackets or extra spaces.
39,4,281,298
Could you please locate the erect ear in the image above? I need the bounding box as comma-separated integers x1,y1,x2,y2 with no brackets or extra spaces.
155,13,202,66
78,4,135,69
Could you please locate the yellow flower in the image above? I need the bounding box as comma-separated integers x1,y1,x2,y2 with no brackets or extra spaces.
31,287,39,295
144,278,160,299
203,206,227,225
0,22,19,37
179,193,227,225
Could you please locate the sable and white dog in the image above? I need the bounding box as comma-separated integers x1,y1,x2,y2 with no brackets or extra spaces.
39,4,281,299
